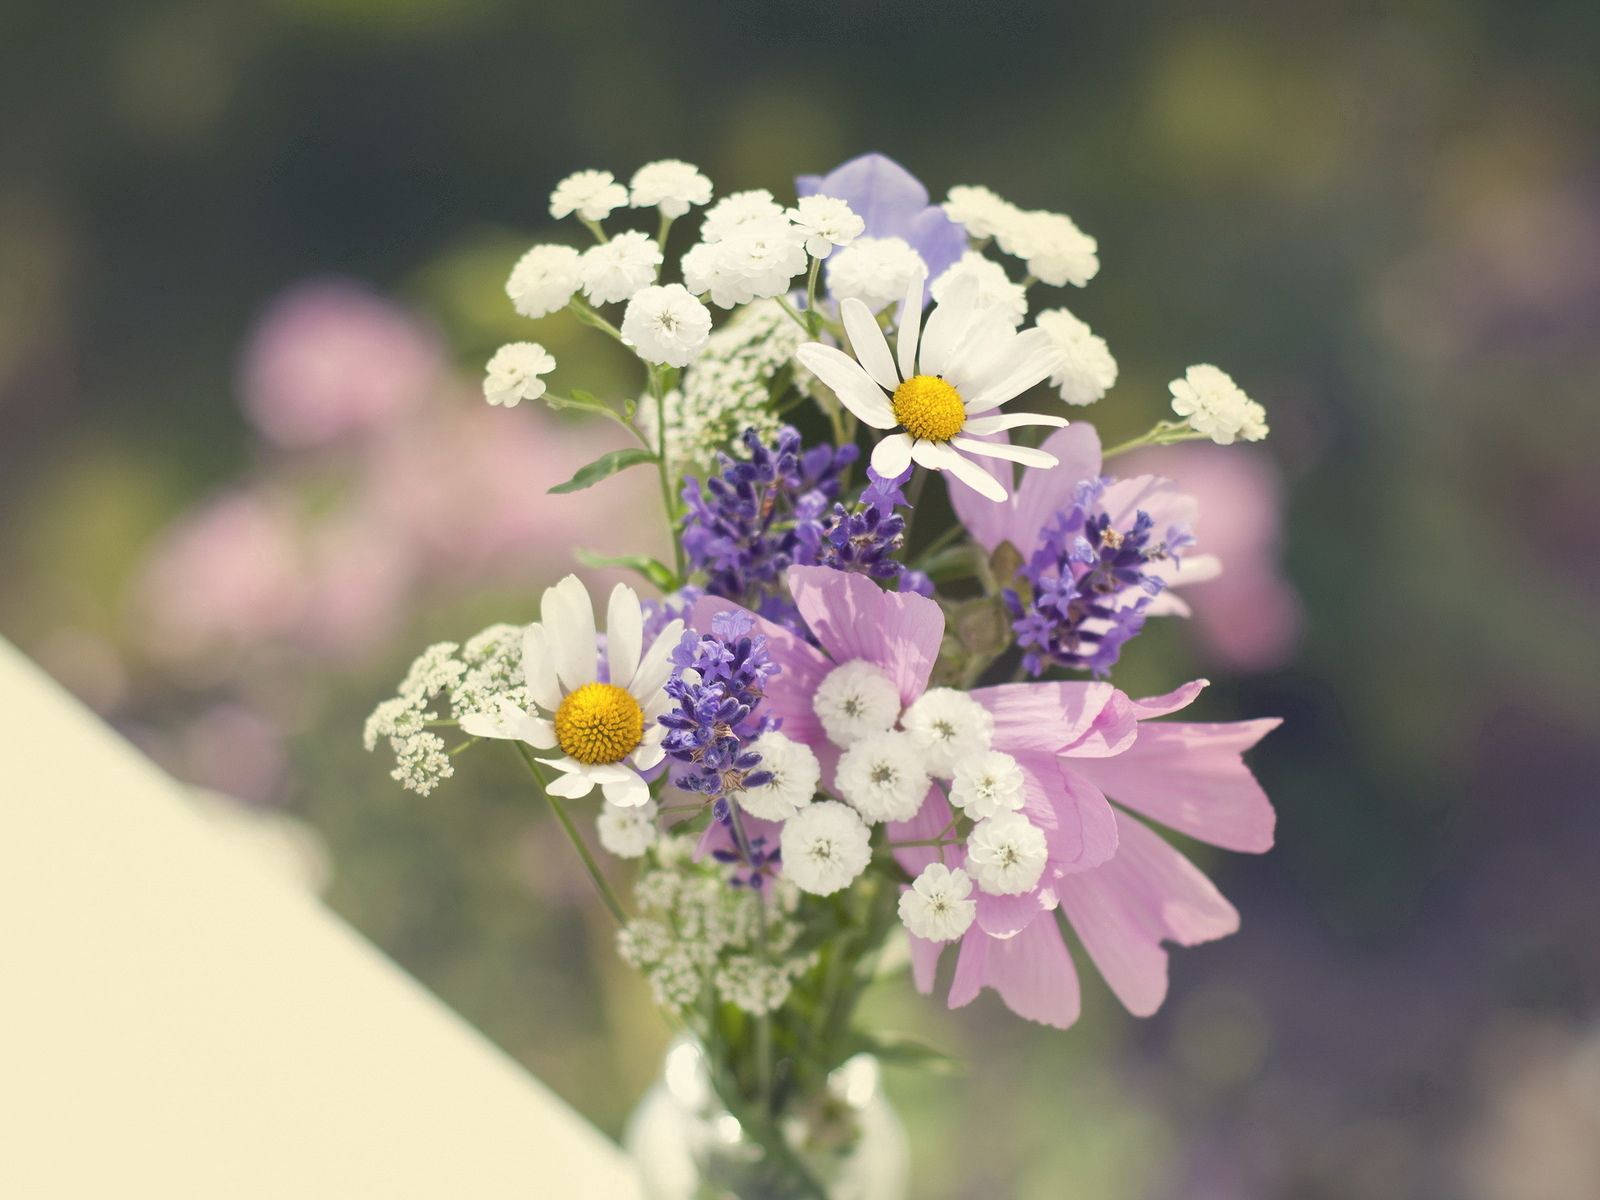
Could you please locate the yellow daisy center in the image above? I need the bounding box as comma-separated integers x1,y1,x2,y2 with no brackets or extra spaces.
553,682,644,765
891,374,966,442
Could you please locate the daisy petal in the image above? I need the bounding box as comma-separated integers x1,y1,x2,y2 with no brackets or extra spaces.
795,343,896,429
963,412,1070,435
952,436,1058,468
961,327,1057,414
601,773,651,808
542,765,597,799
542,575,597,692
941,444,1010,501
630,618,684,698
896,271,925,379
841,298,900,392
630,740,666,772
917,274,982,378
606,583,643,687
520,622,563,711
871,433,914,479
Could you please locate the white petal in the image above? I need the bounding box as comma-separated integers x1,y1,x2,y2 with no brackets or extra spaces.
895,273,925,379
459,698,556,748
841,298,900,392
963,412,1070,435
794,344,896,429
542,575,597,691
630,618,684,698
951,436,1058,468
961,327,1057,414
870,432,914,479
542,762,597,798
939,445,1010,502
601,773,652,808
630,740,666,772
520,623,563,712
916,274,982,378
606,583,643,687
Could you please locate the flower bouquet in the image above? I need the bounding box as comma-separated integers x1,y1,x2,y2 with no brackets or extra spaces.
366,153,1278,1198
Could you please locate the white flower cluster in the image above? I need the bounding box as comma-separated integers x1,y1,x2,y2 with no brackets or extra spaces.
636,302,802,475
362,626,529,795
826,236,926,311
682,190,810,309
944,184,1100,287
1169,363,1269,444
616,846,814,1015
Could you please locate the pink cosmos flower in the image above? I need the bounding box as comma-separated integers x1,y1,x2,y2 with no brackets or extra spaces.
950,422,1222,621
693,564,1278,1029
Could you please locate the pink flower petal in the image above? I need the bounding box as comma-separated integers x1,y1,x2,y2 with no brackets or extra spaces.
786,566,943,705
948,916,1081,1030
1127,679,1208,720
973,887,1053,938
973,680,1122,755
1072,718,1280,852
907,930,944,994
1013,754,1119,873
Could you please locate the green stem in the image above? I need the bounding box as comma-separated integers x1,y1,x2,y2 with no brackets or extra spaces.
566,297,625,343
1101,420,1207,459
803,256,823,336
511,743,626,925
648,368,687,579
656,211,674,253
579,216,608,244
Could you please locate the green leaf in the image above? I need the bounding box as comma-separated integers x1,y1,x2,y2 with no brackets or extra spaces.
548,448,657,495
573,550,679,591
844,1031,963,1075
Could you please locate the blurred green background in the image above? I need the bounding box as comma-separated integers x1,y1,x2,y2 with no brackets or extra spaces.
4,2,1599,1196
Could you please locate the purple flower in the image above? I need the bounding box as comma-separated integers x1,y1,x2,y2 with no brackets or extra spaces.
796,153,966,298
799,468,934,597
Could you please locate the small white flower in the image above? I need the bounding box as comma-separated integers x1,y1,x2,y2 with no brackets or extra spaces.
457,575,683,808
931,252,1028,326
734,731,820,822
621,284,712,368
949,749,1026,820
506,244,583,319
780,800,872,896
899,687,995,779
787,195,865,258
825,236,928,311
943,185,1019,240
813,659,902,748
628,159,712,219
1036,308,1118,405
1171,364,1267,448
898,863,977,942
1169,364,1268,445
699,189,786,242
835,730,931,824
682,215,808,308
483,342,555,407
549,169,628,222
597,800,659,859
966,811,1048,896
995,209,1099,288
579,230,663,305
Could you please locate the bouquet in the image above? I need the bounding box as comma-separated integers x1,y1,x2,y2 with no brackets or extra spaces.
366,153,1278,1197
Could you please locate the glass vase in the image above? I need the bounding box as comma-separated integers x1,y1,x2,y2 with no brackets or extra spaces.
624,1036,909,1200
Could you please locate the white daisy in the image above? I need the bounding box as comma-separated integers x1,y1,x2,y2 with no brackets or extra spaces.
549,169,628,222
483,342,555,407
1036,308,1117,405
965,811,1048,896
628,160,712,219
457,575,682,808
1169,364,1268,445
898,863,977,942
733,731,820,822
621,283,712,368
825,236,927,311
506,244,583,319
787,195,865,258
780,800,872,896
794,272,1067,502
579,230,663,305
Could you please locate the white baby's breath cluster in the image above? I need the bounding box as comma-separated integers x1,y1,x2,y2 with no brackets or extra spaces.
363,626,530,795
616,842,815,1015
1169,363,1270,444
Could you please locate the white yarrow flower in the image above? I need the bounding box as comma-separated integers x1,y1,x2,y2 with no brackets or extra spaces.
1169,364,1269,444
931,252,1028,327
683,215,808,308
966,811,1048,896
597,800,659,859
898,863,977,942
943,185,1020,240
795,272,1067,503
949,749,1026,820
699,189,786,242
835,730,931,823
813,659,902,748
787,195,865,258
780,801,872,896
733,731,820,822
825,236,928,311
899,687,995,779
483,342,555,407
579,230,663,305
628,159,712,219
506,244,583,319
621,284,712,368
995,209,1099,288
1036,308,1118,405
549,169,628,222
457,575,683,808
